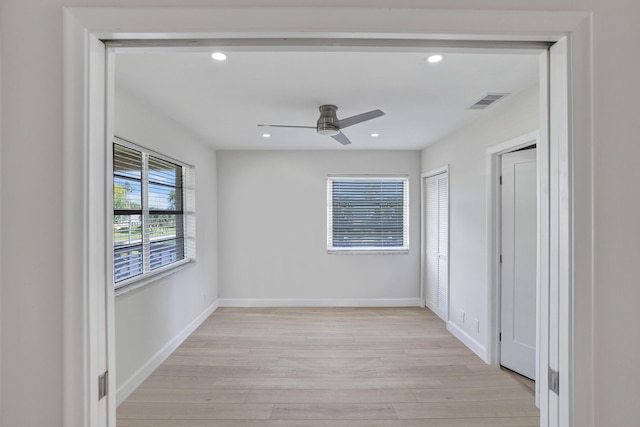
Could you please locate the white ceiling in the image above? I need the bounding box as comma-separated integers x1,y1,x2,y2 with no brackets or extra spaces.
115,50,539,150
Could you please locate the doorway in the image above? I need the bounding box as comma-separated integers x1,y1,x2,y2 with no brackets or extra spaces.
63,8,593,427
487,131,541,406
500,146,537,380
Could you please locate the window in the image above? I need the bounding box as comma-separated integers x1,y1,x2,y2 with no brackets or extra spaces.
113,139,195,287
327,176,409,253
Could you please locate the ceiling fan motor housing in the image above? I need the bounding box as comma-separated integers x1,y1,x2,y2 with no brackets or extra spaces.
317,104,340,136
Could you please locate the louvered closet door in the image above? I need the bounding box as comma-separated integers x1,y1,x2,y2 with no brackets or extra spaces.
437,174,449,318
424,172,449,320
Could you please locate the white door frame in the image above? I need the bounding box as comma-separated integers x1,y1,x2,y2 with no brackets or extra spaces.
62,7,593,427
487,130,542,403
420,165,449,319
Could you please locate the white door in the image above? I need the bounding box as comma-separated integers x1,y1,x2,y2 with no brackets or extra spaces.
424,171,448,321
500,148,537,379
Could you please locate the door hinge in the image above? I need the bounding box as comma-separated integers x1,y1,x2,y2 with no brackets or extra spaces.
500,254,502,264
98,371,108,400
499,332,502,341
548,367,559,395
500,175,502,185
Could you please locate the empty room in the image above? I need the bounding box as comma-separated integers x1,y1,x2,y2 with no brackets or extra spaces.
110,42,543,426
10,2,640,427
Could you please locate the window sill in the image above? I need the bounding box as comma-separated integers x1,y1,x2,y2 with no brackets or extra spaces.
114,258,195,297
327,248,409,255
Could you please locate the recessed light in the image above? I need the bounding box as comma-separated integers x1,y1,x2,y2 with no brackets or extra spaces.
371,133,380,138
427,54,443,63
211,52,227,61
262,133,271,138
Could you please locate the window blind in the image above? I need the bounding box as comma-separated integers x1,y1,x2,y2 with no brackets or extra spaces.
148,155,184,271
114,144,144,282
113,140,194,286
327,177,409,252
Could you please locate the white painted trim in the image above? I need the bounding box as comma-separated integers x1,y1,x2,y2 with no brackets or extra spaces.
487,131,540,156
63,11,111,427
66,8,588,43
421,166,449,180
562,18,594,427
446,321,488,363
115,300,219,406
537,51,550,412
104,45,117,427
218,298,420,308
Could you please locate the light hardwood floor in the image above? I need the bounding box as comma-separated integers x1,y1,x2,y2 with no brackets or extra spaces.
117,307,539,426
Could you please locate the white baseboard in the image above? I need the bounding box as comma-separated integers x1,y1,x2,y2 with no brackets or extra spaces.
446,320,489,363
116,299,220,406
218,298,421,308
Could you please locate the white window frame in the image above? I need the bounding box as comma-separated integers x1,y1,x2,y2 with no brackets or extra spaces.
327,175,409,254
112,137,196,292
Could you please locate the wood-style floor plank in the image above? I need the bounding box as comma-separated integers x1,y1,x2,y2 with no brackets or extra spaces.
117,402,274,420
244,388,418,404
118,418,540,427
117,307,538,426
271,403,397,420
393,399,539,419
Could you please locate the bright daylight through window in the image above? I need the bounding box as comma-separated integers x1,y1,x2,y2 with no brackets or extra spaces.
327,176,409,253
113,140,195,286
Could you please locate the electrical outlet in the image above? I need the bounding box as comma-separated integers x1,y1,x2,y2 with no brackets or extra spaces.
460,310,465,323
475,319,480,333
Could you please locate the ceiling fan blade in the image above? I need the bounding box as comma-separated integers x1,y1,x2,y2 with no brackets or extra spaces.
331,131,352,146
336,109,385,129
257,124,316,129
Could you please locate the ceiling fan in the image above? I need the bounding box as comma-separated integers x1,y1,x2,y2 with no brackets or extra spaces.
258,104,385,145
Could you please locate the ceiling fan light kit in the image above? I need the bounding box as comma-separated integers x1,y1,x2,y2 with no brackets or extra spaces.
258,104,385,145
316,105,341,136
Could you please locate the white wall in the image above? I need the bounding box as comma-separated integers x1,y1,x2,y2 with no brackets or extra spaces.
217,150,421,303
113,88,218,400
421,85,539,354
0,13,3,417
2,2,640,426
592,5,640,425
2,1,66,423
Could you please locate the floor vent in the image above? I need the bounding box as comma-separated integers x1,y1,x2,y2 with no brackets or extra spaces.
468,93,509,110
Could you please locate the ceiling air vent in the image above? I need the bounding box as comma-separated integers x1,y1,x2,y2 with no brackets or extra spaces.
468,93,509,110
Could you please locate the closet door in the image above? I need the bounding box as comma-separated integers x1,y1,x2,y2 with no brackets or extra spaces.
500,148,537,380
424,172,449,320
